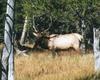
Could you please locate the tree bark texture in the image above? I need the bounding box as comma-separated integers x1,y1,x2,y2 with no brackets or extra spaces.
93,27,100,72
1,0,15,80
20,16,28,45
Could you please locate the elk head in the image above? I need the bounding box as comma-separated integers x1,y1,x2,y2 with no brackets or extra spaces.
32,25,51,49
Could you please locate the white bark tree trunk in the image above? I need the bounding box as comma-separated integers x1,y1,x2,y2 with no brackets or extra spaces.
20,16,28,45
1,0,15,80
80,20,86,54
93,27,100,72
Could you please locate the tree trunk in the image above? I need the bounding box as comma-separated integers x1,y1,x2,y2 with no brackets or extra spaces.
93,27,100,72
1,0,15,80
80,20,86,54
20,16,28,45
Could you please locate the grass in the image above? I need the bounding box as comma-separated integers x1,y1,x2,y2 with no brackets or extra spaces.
15,51,95,80
0,44,97,80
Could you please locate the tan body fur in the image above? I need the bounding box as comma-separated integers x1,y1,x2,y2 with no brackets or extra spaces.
48,33,83,51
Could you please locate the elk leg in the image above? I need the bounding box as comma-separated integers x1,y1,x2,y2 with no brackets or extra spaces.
51,49,59,57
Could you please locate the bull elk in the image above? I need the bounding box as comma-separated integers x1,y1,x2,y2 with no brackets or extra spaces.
33,32,83,52
32,26,83,54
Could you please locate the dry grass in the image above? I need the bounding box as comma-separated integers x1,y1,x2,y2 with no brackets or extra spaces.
15,51,95,80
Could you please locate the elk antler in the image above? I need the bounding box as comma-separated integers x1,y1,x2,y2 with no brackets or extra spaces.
32,16,52,37
43,16,52,33
32,16,38,33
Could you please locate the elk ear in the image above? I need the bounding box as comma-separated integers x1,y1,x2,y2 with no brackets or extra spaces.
33,32,39,37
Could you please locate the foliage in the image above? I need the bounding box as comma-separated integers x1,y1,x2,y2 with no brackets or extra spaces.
15,0,24,32
23,0,100,34
0,0,6,42
0,0,100,46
